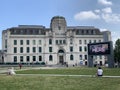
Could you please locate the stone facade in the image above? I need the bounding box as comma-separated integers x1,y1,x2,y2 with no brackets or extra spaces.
2,16,111,66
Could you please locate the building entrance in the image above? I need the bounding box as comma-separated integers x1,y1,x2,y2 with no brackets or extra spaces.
58,49,65,65
59,56,64,64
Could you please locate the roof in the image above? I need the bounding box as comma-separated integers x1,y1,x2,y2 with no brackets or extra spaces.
67,26,98,30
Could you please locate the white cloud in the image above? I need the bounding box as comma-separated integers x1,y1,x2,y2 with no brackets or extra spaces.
111,31,120,45
74,11,100,20
98,0,112,6
74,7,120,23
100,28,108,31
102,13,120,23
94,9,101,13
102,7,112,13
74,0,120,24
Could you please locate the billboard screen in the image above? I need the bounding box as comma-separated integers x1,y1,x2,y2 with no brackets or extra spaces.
88,42,111,55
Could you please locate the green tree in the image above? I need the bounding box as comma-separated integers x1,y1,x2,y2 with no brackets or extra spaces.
114,39,120,67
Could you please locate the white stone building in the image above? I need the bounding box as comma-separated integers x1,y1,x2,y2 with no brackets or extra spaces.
2,16,111,66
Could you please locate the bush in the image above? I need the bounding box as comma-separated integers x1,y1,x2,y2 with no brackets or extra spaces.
41,62,45,65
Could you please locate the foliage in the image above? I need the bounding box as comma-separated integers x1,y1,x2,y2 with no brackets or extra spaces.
114,39,120,67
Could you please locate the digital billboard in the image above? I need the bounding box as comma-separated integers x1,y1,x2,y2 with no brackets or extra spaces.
88,42,111,55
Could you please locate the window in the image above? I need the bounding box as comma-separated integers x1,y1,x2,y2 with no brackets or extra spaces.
39,56,42,61
20,56,23,62
82,30,84,34
89,40,92,43
79,46,82,52
26,40,29,45
70,55,74,60
49,47,52,52
80,55,82,60
14,47,17,53
14,30,17,34
99,56,102,59
20,47,23,53
79,40,82,44
5,40,7,48
30,30,33,34
56,40,58,44
84,46,87,52
33,47,36,53
91,30,94,34
84,40,87,44
76,30,79,35
94,40,96,43
33,40,36,45
60,40,62,44
26,56,30,62
70,46,73,52
49,39,52,45
63,40,66,44
85,55,87,60
39,47,42,53
14,40,17,45
99,40,101,42
49,55,53,61
70,38,73,44
33,56,36,61
93,30,96,34
21,30,24,34
20,40,23,45
39,40,41,45
94,56,97,60
27,47,30,53
86,30,89,34
14,56,17,62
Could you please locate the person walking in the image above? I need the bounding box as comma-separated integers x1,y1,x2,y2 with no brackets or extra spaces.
19,63,22,69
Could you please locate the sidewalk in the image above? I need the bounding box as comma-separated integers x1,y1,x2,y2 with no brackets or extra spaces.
14,74,120,78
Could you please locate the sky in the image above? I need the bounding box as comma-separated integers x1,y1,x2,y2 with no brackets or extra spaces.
0,0,120,49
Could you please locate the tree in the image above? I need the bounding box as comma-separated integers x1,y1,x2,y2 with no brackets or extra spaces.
114,39,120,67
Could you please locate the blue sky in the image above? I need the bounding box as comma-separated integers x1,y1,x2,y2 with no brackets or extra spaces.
0,0,120,49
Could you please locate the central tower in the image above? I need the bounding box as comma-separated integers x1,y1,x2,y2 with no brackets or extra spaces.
50,16,67,35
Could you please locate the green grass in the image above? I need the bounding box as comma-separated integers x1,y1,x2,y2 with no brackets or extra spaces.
16,67,120,76
0,75,120,90
0,67,120,90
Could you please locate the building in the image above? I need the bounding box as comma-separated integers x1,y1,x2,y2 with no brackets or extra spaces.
2,16,111,66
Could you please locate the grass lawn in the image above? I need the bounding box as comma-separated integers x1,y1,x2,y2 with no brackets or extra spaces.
0,67,120,90
16,67,120,76
0,75,120,90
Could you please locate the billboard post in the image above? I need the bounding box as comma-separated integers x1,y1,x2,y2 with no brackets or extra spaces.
88,55,93,67
107,41,114,68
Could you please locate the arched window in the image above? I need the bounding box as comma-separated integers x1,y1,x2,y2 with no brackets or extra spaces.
70,55,74,60
58,50,64,53
49,55,53,61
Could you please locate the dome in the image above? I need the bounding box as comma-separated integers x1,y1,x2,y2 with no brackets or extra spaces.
51,16,65,22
